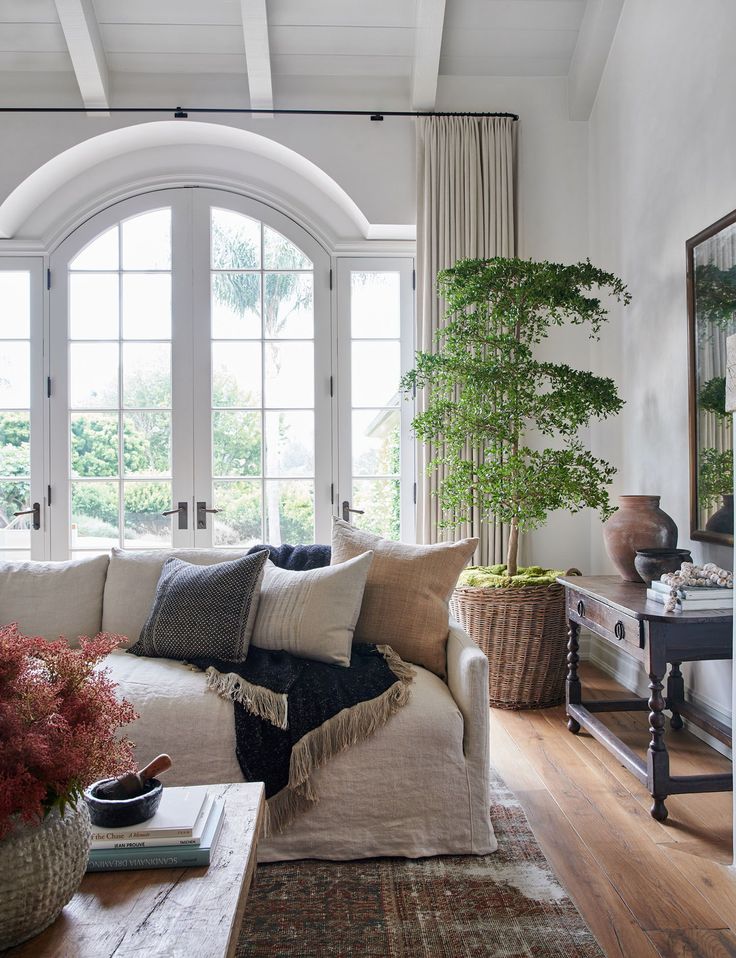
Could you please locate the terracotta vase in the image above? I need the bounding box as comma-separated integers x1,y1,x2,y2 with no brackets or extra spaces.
705,494,734,536
602,496,678,583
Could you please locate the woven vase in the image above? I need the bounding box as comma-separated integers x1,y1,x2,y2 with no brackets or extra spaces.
0,801,91,950
450,582,568,709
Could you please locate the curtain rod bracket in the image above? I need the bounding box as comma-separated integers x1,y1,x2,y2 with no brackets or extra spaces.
370,114,384,122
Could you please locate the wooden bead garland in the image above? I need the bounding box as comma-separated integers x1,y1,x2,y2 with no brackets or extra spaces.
660,562,733,612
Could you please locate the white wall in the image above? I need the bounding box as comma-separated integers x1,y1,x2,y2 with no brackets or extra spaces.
588,0,736,721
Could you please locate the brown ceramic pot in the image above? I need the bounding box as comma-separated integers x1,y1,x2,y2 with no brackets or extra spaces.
705,494,734,536
602,495,678,583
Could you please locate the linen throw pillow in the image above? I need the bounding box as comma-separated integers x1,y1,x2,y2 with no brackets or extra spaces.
0,554,109,647
252,551,374,666
331,519,477,678
128,551,268,663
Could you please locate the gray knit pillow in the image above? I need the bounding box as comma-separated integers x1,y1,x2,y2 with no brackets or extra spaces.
128,551,268,663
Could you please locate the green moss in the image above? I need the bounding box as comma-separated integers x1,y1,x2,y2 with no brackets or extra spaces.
458,565,567,588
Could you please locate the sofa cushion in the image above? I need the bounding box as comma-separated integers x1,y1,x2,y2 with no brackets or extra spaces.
0,554,109,646
128,551,268,662
102,547,251,647
252,551,373,666
331,519,477,679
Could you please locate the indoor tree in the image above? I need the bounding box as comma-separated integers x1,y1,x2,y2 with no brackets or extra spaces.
402,257,630,577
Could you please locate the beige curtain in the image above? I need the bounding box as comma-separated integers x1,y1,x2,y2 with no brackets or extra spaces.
415,115,517,564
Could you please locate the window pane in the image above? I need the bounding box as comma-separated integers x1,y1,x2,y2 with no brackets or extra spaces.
0,412,30,476
0,342,30,408
123,412,171,477
351,342,400,407
71,480,119,548
352,408,400,477
265,479,314,545
122,274,171,339
264,342,313,408
0,272,30,338
121,210,171,270
212,342,261,407
212,272,260,339
123,343,171,408
212,480,262,547
0,550,30,561
351,271,401,339
264,411,313,477
352,479,400,540
71,413,119,478
124,481,171,547
263,226,312,270
70,273,119,340
69,226,118,271
0,480,30,544
213,411,261,477
211,209,260,269
70,343,118,409
264,273,313,339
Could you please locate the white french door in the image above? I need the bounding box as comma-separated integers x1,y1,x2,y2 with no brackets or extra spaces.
0,258,46,560
336,258,415,542
49,188,331,558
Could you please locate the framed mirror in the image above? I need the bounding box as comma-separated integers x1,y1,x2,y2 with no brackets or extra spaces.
687,208,736,545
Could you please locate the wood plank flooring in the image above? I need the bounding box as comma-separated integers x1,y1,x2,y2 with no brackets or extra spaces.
491,662,735,958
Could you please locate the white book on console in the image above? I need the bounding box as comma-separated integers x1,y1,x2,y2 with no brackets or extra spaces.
646,588,733,610
91,795,213,849
650,580,732,599
90,785,210,842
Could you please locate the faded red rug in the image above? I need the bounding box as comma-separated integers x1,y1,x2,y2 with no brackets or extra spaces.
238,773,603,957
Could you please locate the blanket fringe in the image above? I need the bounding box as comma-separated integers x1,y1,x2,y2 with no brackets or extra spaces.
204,667,289,730
266,647,416,835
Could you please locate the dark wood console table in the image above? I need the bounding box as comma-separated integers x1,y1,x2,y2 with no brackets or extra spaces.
558,575,733,821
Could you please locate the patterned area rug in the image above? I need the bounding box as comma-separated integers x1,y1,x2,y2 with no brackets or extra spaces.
238,772,603,957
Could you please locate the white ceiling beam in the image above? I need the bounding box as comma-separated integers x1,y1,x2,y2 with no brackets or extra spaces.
411,0,447,111
240,0,273,115
568,0,624,121
54,0,109,113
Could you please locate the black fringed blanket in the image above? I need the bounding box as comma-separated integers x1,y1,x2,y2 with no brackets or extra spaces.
189,643,414,834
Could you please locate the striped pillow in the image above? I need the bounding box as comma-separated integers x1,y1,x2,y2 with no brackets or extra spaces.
252,551,374,666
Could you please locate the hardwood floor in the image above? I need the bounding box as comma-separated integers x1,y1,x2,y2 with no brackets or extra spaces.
490,661,736,958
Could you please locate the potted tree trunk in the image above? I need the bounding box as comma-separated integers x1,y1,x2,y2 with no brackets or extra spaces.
402,257,630,708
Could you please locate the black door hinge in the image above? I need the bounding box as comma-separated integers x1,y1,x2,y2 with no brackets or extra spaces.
412,269,416,290
330,483,334,505
413,482,417,504
329,268,333,291
47,485,52,507
47,376,51,398
329,375,333,397
46,268,51,290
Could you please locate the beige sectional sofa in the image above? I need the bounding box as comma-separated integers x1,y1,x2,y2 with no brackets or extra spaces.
1,549,495,861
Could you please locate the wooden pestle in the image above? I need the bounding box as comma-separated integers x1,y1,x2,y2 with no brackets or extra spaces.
95,754,172,800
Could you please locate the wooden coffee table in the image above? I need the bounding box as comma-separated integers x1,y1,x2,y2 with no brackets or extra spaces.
4,782,265,958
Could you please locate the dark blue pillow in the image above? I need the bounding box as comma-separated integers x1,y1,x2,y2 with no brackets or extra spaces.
246,543,331,571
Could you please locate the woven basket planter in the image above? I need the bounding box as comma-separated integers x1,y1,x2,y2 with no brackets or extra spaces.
0,801,91,950
450,581,568,709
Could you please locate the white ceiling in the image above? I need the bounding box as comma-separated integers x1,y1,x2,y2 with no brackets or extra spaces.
0,0,618,117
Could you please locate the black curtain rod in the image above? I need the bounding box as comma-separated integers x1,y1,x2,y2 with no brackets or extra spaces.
0,106,519,121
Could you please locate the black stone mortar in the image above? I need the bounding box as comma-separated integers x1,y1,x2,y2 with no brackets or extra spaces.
634,548,693,586
84,777,163,828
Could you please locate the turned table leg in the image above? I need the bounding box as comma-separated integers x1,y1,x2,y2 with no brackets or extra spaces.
666,662,685,731
648,666,670,821
566,620,582,734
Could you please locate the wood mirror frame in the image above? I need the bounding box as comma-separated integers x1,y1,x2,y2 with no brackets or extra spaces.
687,208,736,546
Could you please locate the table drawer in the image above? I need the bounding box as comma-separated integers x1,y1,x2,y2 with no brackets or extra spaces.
567,588,644,649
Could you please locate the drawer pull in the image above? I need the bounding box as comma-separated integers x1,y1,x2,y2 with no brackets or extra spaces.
576,599,585,617
614,620,626,641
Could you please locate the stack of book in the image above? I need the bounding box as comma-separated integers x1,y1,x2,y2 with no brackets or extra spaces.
87,784,225,872
646,579,734,611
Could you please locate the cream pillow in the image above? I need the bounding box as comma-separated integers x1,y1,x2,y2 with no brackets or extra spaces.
252,551,374,666
102,547,250,647
330,519,477,678
0,554,109,647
